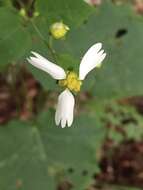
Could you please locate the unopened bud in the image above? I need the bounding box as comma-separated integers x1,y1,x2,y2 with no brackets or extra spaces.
50,22,70,39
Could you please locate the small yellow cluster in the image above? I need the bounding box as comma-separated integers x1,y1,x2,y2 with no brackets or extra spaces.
59,72,82,93
50,22,69,39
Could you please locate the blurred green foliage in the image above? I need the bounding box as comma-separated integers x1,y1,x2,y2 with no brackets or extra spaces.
0,0,143,189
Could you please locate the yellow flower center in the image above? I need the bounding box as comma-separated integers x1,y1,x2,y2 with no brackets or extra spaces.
59,71,82,93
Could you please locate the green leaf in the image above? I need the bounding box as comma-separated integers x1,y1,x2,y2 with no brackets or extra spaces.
37,111,106,190
0,7,31,67
0,120,55,190
56,53,79,71
0,111,106,190
36,0,94,27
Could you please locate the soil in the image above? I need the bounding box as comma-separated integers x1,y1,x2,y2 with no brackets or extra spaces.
95,139,143,188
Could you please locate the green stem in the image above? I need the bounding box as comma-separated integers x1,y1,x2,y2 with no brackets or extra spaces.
48,35,58,62
31,20,57,63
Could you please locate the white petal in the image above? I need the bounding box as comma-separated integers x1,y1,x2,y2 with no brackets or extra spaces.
27,51,66,80
55,89,75,128
79,43,106,80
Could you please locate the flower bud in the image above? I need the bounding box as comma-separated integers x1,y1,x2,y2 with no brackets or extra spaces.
50,22,69,39
19,8,27,18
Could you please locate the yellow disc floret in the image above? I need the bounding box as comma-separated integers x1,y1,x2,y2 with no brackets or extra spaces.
50,22,70,39
59,71,82,93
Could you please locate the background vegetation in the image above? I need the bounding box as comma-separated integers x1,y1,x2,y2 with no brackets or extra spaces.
0,0,143,189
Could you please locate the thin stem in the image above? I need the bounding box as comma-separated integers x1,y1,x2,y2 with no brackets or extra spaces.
31,20,57,63
48,35,58,61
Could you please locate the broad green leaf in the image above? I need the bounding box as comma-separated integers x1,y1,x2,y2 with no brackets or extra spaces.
56,53,79,71
0,110,106,190
36,0,94,27
0,120,54,190
37,111,106,190
0,7,31,67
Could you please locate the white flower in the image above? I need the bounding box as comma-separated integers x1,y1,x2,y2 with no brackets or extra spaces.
79,43,106,80
27,43,106,128
55,89,75,128
27,51,66,80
